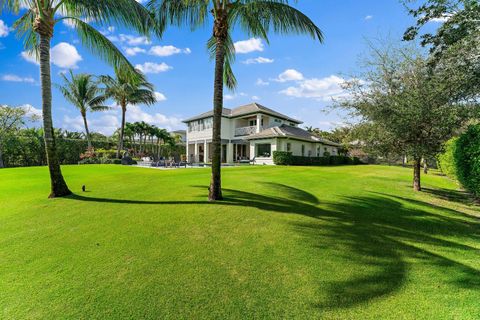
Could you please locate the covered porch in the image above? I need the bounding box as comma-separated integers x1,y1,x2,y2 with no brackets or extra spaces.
188,140,252,164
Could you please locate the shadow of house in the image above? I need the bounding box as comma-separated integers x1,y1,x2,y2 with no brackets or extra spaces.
66,182,480,311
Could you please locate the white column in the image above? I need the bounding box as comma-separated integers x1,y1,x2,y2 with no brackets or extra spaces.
227,142,234,163
256,114,262,133
204,141,209,163
194,141,198,163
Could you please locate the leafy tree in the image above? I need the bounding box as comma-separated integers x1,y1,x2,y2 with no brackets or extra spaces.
0,105,36,168
1,0,161,197
336,43,475,191
57,71,109,149
100,70,157,158
148,0,323,201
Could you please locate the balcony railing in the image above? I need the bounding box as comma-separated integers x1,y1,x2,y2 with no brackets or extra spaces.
235,126,257,136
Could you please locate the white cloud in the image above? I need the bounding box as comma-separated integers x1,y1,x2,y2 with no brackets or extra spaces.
256,78,270,86
148,45,191,57
1,74,35,83
135,62,172,74
154,92,167,101
126,105,182,130
242,57,274,64
234,38,264,54
21,104,42,120
251,96,260,101
0,20,10,37
125,46,146,56
430,14,452,23
22,42,82,68
279,75,348,101
118,34,151,46
275,69,304,82
365,15,373,20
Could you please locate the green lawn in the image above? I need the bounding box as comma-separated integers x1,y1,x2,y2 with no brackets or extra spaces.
1,165,479,319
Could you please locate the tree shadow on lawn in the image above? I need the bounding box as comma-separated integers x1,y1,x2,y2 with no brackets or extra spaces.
66,183,480,311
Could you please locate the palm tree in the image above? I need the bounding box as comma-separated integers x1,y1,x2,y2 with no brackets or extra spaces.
100,70,157,158
148,0,323,201
2,0,161,198
57,71,109,149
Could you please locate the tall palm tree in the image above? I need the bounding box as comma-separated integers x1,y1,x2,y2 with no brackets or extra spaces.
148,0,323,201
100,70,157,158
57,71,109,149
2,0,161,198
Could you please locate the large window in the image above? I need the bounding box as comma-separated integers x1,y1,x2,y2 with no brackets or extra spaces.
256,144,271,157
287,143,291,152
188,117,213,132
301,145,305,156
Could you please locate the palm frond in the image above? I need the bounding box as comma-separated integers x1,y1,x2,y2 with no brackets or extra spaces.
147,0,210,31
233,0,324,43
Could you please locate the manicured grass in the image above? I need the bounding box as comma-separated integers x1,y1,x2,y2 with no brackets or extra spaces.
1,165,479,319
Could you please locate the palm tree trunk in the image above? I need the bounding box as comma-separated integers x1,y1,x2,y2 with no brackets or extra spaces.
39,33,71,198
209,32,226,201
413,157,421,191
117,104,126,159
82,113,92,149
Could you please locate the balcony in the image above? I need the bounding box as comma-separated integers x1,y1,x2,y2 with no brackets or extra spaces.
235,126,257,136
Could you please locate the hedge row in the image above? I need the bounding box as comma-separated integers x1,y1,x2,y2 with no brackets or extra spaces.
273,151,363,166
453,125,480,197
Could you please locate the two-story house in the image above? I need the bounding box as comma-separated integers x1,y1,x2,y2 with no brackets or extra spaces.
183,103,341,165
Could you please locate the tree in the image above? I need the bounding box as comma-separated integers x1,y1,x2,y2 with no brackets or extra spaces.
2,0,161,197
57,71,109,149
100,69,157,158
148,0,323,201
403,0,479,59
404,1,480,102
0,105,36,168
336,43,475,191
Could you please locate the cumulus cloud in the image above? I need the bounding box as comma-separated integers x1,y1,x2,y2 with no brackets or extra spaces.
275,69,304,82
125,46,146,56
234,38,264,54
365,15,373,20
154,92,167,101
135,62,172,74
22,42,82,68
20,104,42,121
1,74,35,83
148,45,191,57
279,75,348,101
242,57,274,64
0,20,10,37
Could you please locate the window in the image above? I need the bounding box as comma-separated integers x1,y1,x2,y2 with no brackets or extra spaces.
274,119,281,123
317,147,321,157
256,144,271,157
308,150,312,157
301,145,305,156
249,119,257,127
287,143,291,152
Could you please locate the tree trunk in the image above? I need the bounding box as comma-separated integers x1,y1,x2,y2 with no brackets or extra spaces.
82,113,92,149
39,33,71,198
208,33,226,201
117,104,126,159
413,157,421,191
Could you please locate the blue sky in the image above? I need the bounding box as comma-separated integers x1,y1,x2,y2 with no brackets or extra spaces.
0,0,439,135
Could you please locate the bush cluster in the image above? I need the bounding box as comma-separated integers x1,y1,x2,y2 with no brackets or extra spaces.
453,125,480,196
437,137,458,180
273,151,362,166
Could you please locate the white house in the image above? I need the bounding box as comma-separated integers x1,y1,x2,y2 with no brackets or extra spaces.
183,103,341,165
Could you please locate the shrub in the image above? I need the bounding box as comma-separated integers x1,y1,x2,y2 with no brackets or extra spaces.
78,158,101,165
437,137,458,180
454,125,480,196
273,151,362,166
273,151,293,165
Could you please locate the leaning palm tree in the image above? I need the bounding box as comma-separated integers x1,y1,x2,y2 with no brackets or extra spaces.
148,0,323,201
57,71,109,149
100,69,157,158
1,0,161,198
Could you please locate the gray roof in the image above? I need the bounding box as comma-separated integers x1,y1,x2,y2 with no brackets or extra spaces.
182,103,302,124
246,124,342,147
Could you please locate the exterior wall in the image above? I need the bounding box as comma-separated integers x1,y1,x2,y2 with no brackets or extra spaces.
277,139,339,157
250,138,277,165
